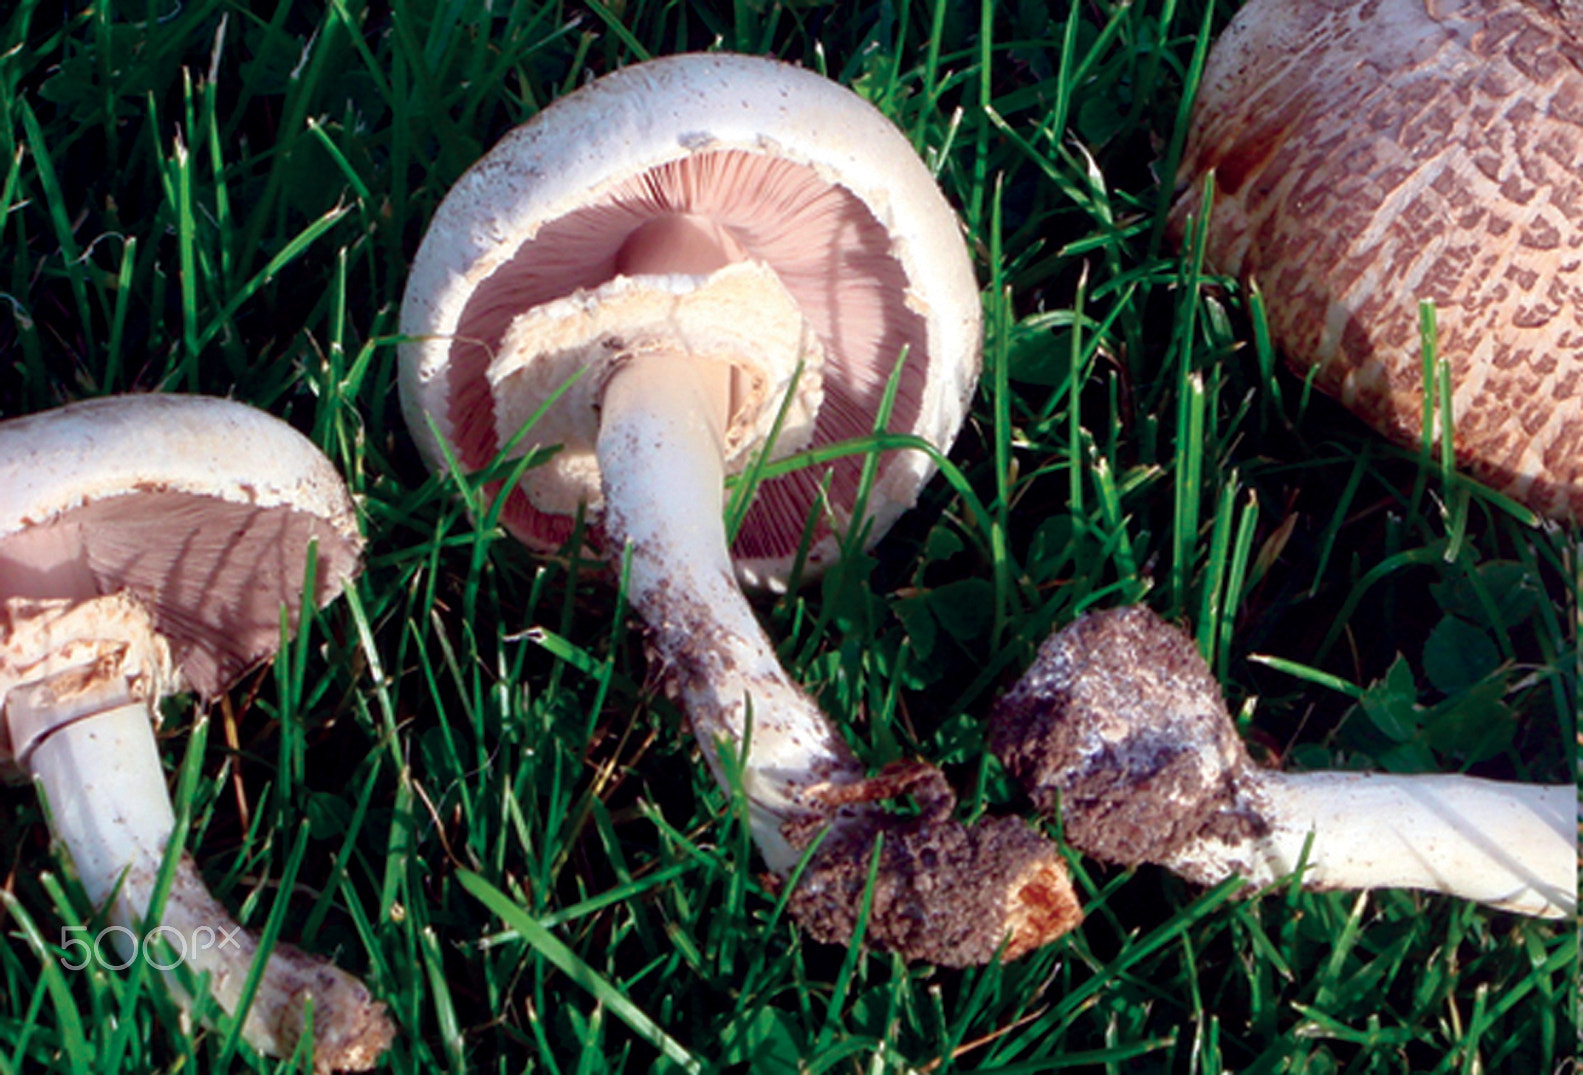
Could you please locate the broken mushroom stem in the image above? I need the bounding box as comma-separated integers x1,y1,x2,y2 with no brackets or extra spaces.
597,347,1082,967
989,606,1575,919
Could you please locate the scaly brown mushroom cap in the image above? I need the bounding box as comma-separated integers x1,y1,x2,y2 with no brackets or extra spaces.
1170,0,1583,522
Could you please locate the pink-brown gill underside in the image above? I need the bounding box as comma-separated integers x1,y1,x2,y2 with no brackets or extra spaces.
445,148,931,559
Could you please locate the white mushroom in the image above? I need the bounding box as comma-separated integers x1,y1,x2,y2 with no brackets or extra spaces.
1170,0,1583,522
400,52,1081,965
989,606,1575,918
0,395,393,1071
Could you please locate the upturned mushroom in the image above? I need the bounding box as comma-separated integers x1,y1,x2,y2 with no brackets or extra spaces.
400,52,1081,965
989,606,1575,918
1170,0,1583,522
0,395,393,1070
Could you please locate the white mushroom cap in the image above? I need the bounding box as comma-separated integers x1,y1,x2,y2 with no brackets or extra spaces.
400,51,982,586
0,395,363,698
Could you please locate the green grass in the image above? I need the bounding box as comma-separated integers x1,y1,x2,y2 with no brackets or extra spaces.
0,1,1575,1072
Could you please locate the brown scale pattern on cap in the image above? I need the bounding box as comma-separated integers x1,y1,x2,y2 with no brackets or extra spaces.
782,762,1081,967
987,607,1265,868
1171,0,1583,522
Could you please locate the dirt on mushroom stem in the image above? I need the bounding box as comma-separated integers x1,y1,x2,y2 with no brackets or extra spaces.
632,567,1081,966
105,853,393,1073
988,605,1266,869
594,352,1082,965
777,762,1083,967
642,580,1083,967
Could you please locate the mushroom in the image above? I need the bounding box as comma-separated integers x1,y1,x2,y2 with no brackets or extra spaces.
1169,0,1583,522
0,395,393,1070
988,606,1575,918
400,52,1081,965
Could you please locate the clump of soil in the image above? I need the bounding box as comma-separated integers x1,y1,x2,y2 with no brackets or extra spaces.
988,606,1265,867
782,762,1081,967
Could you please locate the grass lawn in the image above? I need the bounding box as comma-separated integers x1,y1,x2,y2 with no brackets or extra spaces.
0,0,1575,1072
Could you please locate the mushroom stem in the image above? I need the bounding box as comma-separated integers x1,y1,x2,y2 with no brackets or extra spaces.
3,595,391,1071
26,702,392,1068
594,352,1083,965
989,606,1578,919
27,701,180,912
596,352,863,869
1168,771,1574,918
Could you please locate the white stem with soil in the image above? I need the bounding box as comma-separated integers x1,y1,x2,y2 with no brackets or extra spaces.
990,605,1578,922
2,594,390,1071
1167,770,1575,918
584,346,1082,966
595,351,866,870
485,254,1083,965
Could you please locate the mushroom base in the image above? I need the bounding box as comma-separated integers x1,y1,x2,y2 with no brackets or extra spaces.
990,606,1577,918
781,762,1082,967
26,701,395,1071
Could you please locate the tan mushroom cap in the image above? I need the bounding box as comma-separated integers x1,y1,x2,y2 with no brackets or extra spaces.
0,395,364,697
400,51,982,586
1170,0,1583,522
